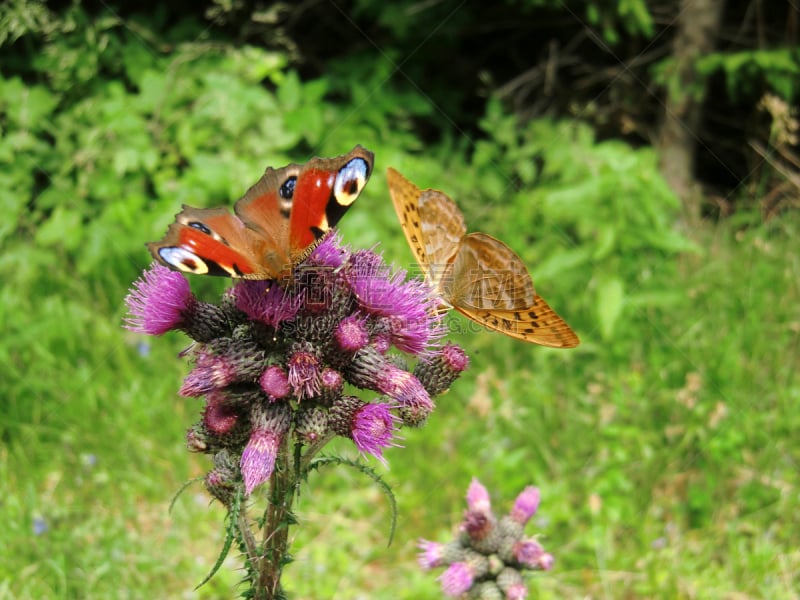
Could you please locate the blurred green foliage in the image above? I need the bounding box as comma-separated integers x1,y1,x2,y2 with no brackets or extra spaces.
1,2,798,599
697,49,800,102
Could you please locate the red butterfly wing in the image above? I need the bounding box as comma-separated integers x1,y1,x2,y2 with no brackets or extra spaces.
148,146,374,279
147,206,266,277
286,145,374,255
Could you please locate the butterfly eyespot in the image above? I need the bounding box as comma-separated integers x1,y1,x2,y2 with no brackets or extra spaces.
158,247,210,275
188,221,212,235
333,158,369,207
280,177,297,200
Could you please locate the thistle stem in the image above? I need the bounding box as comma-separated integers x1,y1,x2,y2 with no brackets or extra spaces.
257,439,292,599
250,433,336,599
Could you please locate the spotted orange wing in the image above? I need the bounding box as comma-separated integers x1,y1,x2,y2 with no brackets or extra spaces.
386,167,579,348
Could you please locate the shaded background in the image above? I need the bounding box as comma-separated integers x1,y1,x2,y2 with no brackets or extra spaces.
1,1,798,598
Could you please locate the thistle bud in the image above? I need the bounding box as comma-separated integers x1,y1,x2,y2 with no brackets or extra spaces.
415,342,469,396
240,403,291,496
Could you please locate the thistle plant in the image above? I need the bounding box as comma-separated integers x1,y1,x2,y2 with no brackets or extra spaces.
418,479,553,599
124,233,469,598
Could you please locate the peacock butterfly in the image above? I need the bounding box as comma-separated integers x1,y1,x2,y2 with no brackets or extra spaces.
148,145,374,280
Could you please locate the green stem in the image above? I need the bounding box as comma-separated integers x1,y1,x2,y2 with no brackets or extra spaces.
252,434,335,599
257,438,292,599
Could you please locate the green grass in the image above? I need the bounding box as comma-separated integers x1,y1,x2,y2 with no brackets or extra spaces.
2,212,798,599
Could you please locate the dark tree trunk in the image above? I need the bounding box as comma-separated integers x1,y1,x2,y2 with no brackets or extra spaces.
657,0,726,224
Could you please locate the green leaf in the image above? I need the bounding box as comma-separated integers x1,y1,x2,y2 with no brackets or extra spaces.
596,276,625,340
35,206,82,250
277,70,302,110
195,486,241,590
0,185,27,243
531,246,593,282
593,226,617,260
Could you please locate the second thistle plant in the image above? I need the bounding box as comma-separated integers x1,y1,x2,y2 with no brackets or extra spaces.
418,479,553,599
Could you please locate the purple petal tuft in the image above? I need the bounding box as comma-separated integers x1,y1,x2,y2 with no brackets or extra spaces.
350,402,399,464
234,280,301,328
511,486,540,525
439,562,473,597
240,428,281,496
466,478,492,515
124,263,194,335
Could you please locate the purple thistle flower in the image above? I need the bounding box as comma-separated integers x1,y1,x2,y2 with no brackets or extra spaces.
320,368,343,391
317,367,344,405
417,539,445,570
345,248,385,279
371,332,392,354
347,346,434,424
461,509,495,547
205,468,235,505
439,562,474,597
334,314,370,352
287,346,322,400
240,404,291,496
498,567,527,599
294,407,329,444
234,280,301,328
538,552,554,571
440,342,469,373
203,391,240,435
414,342,470,396
466,478,492,515
378,313,438,357
418,480,554,598
305,231,348,269
343,249,392,306
511,486,541,525
241,429,281,496
180,339,265,396
350,402,399,464
124,263,195,335
328,396,399,463
506,584,528,600
347,264,442,356
205,449,239,506
376,365,432,410
259,365,291,401
514,538,545,569
296,268,338,313
179,351,236,396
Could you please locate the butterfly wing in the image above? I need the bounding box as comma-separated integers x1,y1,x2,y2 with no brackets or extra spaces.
387,168,579,348
235,145,374,275
445,233,535,310
147,205,270,277
387,168,465,292
289,145,374,255
447,233,579,347
454,302,580,348
417,189,467,292
237,145,374,265
149,146,374,279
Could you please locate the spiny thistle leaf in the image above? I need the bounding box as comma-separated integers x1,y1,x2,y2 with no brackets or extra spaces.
195,487,243,590
306,455,398,545
168,475,204,514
